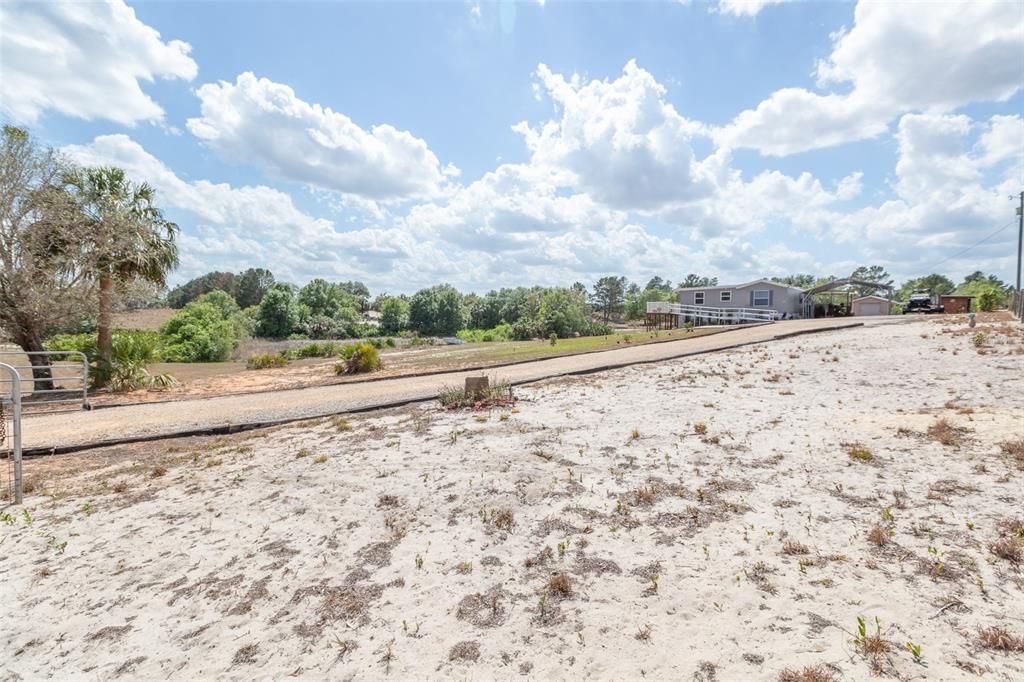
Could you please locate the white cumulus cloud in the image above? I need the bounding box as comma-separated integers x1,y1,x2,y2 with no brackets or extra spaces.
187,73,455,201
716,1,1024,155
0,0,197,125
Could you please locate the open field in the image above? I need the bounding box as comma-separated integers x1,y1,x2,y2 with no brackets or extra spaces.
91,326,730,405
3,318,1023,680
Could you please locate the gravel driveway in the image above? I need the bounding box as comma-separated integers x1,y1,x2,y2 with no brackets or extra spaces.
20,318,892,451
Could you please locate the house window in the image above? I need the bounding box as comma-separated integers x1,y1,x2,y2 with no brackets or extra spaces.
694,292,705,305
752,289,770,306
720,291,732,302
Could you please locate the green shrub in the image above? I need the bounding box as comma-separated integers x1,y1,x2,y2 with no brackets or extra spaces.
334,342,382,374
408,336,435,347
549,333,558,346
160,291,247,362
246,353,289,370
284,341,344,359
457,323,513,343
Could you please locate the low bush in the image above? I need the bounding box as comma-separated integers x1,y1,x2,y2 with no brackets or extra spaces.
46,330,165,391
334,342,382,375
284,341,344,359
246,353,289,370
458,323,514,343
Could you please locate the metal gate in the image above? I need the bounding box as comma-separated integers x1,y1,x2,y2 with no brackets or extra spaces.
0,350,89,412
1,362,23,505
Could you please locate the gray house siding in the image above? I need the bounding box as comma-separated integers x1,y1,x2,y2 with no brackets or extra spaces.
677,281,804,317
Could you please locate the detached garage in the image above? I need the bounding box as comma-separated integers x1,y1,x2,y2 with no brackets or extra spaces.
852,295,891,316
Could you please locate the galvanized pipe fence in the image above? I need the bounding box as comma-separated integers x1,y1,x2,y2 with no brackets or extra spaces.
0,350,90,412
1,362,23,506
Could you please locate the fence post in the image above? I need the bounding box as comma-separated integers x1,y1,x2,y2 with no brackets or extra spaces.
1,362,22,505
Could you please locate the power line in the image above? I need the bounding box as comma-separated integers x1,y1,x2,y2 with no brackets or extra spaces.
920,219,1017,272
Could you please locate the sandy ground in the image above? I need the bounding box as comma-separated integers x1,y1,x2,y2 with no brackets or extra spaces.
2,318,1023,681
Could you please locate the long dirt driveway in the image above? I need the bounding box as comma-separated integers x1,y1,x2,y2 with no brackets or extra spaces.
21,318,906,451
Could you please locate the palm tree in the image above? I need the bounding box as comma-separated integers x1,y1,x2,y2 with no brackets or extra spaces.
62,167,178,383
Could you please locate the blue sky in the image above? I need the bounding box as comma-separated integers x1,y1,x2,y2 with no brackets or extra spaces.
2,0,1022,293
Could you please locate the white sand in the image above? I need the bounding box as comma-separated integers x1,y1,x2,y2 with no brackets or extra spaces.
2,317,1023,681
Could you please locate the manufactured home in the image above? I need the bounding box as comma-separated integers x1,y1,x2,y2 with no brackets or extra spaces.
675,279,805,318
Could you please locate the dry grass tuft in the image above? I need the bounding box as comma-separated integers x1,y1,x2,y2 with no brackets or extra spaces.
631,485,658,506
977,626,1024,652
845,443,873,462
635,624,652,642
111,480,130,494
926,418,964,447
491,508,514,532
782,540,810,555
867,524,890,547
999,438,1024,468
778,665,837,682
448,640,480,663
151,465,168,478
330,416,352,432
989,536,1022,563
546,573,573,598
693,422,708,435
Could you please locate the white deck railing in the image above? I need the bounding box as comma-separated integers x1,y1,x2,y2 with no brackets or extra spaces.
646,301,780,323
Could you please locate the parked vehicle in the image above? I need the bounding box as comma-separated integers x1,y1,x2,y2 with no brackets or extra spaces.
905,289,945,314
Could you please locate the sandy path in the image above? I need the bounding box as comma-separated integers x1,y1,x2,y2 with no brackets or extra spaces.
2,317,1022,681
20,319,880,450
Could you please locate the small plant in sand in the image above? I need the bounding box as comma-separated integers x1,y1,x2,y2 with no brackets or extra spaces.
999,438,1024,469
112,479,131,492
693,422,708,435
630,428,641,441
778,665,837,682
296,448,310,459
853,616,891,655
491,508,514,532
547,573,573,597
977,626,1024,652
971,331,988,347
905,642,923,664
989,536,1022,563
782,540,810,555
415,554,424,569
330,416,352,432
635,624,652,642
926,418,963,447
151,465,168,477
455,561,473,574
868,522,892,544
80,501,95,516
313,454,329,464
845,443,873,462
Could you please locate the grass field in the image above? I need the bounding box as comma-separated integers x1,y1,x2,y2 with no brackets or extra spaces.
92,326,734,404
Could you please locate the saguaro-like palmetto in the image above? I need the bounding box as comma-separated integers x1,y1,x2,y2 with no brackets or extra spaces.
62,167,179,382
